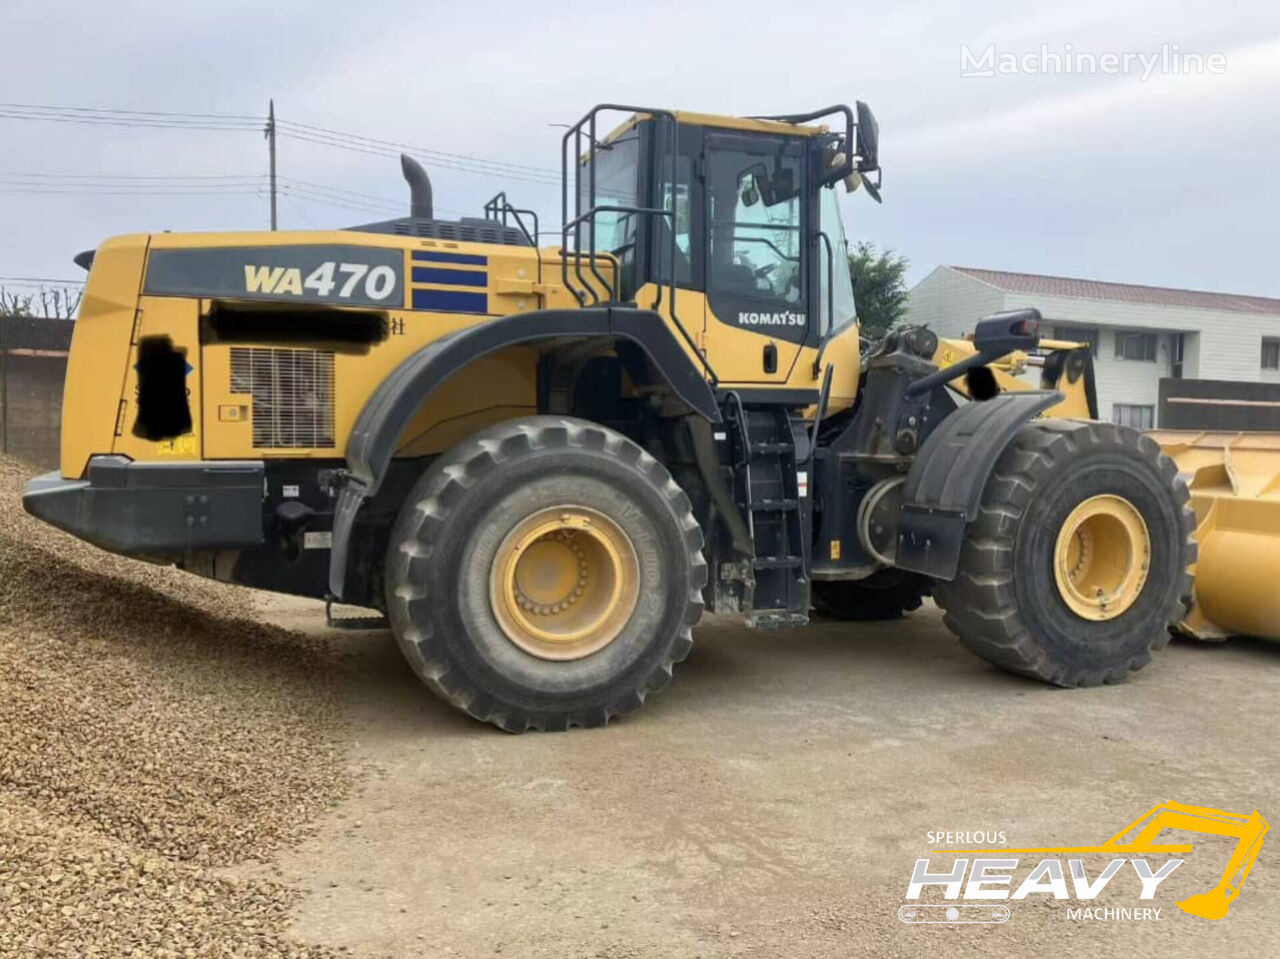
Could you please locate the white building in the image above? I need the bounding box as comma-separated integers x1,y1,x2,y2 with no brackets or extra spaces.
906,266,1280,428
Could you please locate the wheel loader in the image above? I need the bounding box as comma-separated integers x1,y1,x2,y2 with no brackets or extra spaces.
24,102,1199,731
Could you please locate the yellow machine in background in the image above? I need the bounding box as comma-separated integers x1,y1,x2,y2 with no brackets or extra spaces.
937,337,1280,647
1148,430,1280,642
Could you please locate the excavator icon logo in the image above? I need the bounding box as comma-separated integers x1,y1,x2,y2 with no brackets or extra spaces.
936,802,1269,920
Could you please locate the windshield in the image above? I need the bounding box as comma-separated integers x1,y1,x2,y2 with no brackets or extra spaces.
819,187,857,337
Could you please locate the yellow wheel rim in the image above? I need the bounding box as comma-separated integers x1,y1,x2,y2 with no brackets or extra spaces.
489,506,640,661
1053,494,1150,621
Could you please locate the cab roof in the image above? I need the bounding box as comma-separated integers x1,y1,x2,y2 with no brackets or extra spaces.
601,110,829,145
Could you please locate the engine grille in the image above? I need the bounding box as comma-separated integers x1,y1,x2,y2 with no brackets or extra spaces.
229,347,335,449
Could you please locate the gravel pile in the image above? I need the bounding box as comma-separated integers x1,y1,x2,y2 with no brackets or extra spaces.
0,454,349,957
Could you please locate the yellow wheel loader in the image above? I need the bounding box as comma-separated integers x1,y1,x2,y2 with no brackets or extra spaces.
24,103,1198,731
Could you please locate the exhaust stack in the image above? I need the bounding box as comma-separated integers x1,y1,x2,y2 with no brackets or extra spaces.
400,153,433,220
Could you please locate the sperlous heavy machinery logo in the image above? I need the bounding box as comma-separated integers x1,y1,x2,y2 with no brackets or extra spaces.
900,802,1268,924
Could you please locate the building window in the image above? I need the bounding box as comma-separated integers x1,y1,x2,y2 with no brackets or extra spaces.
1113,404,1154,430
1052,325,1099,356
1114,332,1158,362
1263,339,1280,370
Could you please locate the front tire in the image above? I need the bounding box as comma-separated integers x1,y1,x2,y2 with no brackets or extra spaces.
934,419,1194,686
385,416,706,732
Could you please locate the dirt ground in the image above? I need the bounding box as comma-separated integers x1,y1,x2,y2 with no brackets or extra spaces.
246,595,1280,959
5,449,1277,957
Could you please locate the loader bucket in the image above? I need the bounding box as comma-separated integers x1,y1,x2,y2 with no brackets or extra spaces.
1148,430,1280,641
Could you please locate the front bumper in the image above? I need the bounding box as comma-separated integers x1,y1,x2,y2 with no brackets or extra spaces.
23,455,265,556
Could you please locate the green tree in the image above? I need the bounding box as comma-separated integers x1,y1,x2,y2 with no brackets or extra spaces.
848,242,909,340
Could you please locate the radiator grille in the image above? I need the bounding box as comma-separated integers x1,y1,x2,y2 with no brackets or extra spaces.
229,347,335,449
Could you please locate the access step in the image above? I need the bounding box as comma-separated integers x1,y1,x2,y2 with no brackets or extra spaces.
753,555,803,570
325,597,389,631
748,498,798,512
748,611,811,629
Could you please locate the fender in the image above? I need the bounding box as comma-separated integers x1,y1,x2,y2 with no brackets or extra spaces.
328,306,721,598
894,390,1061,580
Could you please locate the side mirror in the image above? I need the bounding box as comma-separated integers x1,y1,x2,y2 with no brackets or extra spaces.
972,308,1041,355
739,162,797,208
855,101,879,173
766,166,796,205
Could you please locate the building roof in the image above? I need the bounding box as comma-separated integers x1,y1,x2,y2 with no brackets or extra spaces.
951,266,1280,317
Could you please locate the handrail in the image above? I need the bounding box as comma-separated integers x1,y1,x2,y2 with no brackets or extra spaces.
559,104,717,385
811,230,835,375
483,191,542,283
751,104,856,187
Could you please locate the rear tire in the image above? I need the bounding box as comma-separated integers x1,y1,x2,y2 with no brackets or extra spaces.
934,419,1194,686
384,416,705,732
812,571,928,621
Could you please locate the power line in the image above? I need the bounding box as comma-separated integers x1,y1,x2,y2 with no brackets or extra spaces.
0,172,266,181
0,275,85,287
0,173,437,214
0,102,262,121
0,103,260,131
0,111,258,132
276,127,561,186
276,119,559,177
277,176,470,215
0,101,566,187
0,185,265,196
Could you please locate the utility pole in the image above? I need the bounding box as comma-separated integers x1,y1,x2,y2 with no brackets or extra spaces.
266,99,278,230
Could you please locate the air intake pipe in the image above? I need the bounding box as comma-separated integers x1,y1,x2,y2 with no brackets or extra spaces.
400,153,433,220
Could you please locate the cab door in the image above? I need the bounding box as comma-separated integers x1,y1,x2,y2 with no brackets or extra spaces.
701,131,812,385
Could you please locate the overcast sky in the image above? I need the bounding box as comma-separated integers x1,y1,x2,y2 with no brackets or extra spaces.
2,0,1278,300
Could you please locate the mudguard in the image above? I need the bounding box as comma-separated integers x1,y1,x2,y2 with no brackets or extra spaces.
328,306,720,598
895,390,1061,580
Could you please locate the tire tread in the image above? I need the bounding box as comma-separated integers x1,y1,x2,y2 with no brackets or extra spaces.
933,418,1195,687
386,416,705,732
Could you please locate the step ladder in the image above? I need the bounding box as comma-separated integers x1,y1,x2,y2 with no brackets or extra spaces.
725,399,810,627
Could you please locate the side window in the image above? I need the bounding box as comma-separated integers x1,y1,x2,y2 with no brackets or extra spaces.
1262,338,1279,370
654,153,692,287
1053,325,1099,356
818,187,857,337
1114,331,1158,362
705,134,808,336
578,133,641,297
1113,403,1154,429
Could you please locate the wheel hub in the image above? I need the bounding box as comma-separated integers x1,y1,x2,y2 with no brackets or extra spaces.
490,506,640,660
1053,494,1151,621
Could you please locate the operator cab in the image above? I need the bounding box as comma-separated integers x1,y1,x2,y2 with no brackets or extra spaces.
563,104,879,376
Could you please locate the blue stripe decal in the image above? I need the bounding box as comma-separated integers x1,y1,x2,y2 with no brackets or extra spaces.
411,266,488,287
412,288,489,313
411,250,488,265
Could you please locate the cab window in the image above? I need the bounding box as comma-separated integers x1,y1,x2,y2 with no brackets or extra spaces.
706,134,807,323
818,187,857,336
577,132,641,294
